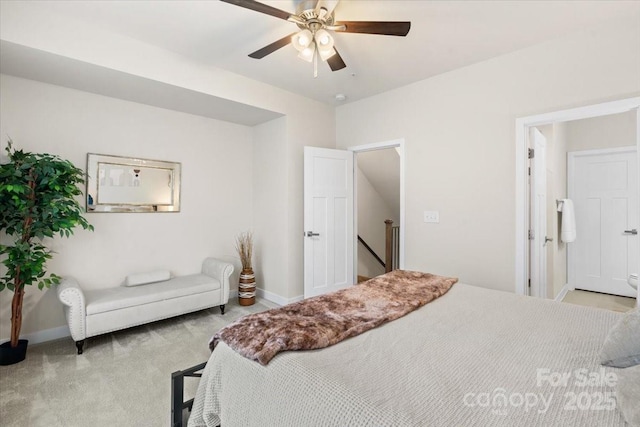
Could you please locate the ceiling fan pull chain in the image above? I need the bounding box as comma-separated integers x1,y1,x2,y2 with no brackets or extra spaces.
313,44,318,78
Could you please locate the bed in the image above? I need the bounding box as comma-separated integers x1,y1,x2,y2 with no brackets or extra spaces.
188,280,628,426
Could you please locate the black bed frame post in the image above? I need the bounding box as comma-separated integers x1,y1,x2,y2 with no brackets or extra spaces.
171,370,184,427
171,362,207,427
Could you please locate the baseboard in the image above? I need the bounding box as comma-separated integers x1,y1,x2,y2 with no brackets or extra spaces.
1,325,71,346
256,288,303,306
555,283,570,302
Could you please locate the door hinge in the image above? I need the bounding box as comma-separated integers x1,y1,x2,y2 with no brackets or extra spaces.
528,167,531,176
528,229,534,240
528,148,534,159
528,278,531,288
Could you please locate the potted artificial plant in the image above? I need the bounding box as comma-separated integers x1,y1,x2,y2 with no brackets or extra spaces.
0,140,93,365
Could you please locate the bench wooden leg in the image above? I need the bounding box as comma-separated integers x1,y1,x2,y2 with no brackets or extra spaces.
76,340,85,355
219,304,225,315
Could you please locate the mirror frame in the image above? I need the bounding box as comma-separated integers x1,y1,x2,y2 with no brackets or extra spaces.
86,153,181,213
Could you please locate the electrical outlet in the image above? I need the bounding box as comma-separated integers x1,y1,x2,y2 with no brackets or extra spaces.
423,211,439,223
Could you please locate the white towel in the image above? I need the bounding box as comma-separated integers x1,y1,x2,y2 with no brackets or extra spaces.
559,198,576,243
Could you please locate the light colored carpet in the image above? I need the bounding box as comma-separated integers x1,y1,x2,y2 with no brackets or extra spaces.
0,298,278,426
562,289,636,313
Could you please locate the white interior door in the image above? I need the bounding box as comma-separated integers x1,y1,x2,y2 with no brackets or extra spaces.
304,147,354,298
529,128,548,298
569,147,638,297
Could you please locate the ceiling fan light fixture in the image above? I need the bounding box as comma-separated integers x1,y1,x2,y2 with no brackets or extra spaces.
314,29,335,62
292,29,313,51
315,29,333,48
225,0,411,76
298,43,316,62
319,46,336,61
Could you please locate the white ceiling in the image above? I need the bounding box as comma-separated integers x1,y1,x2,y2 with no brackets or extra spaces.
4,1,640,105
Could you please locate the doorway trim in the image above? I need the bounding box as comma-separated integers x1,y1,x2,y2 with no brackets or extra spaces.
515,97,640,297
348,139,406,283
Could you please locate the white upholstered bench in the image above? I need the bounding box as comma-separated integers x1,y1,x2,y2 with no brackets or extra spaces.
57,258,233,354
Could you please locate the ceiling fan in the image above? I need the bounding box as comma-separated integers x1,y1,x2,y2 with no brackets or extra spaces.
220,0,411,77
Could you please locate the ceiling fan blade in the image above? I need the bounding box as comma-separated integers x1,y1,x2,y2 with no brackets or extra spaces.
220,0,292,21
327,48,346,71
334,21,411,36
249,33,295,59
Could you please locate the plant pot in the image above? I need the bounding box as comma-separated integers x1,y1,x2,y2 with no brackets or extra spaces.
239,268,256,306
0,339,28,366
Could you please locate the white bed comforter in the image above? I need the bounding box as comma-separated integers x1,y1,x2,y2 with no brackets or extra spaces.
189,284,627,426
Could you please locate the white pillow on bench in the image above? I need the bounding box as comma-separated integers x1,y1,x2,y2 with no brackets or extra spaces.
124,270,171,287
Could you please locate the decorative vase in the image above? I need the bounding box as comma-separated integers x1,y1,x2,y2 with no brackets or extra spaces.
239,268,256,306
0,339,28,366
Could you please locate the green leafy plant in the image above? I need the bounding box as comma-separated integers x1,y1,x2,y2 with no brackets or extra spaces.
0,139,93,348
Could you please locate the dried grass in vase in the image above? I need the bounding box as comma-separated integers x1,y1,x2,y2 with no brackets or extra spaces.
235,231,253,271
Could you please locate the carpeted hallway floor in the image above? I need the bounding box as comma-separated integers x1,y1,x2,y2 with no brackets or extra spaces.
562,289,636,313
0,297,278,426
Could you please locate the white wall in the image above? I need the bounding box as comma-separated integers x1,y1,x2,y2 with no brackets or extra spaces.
0,74,253,340
253,117,288,300
336,20,640,293
356,149,401,220
0,2,336,304
250,108,336,304
566,109,637,152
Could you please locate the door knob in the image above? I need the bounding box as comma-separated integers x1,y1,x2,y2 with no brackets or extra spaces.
305,231,320,237
624,229,638,235
544,237,553,246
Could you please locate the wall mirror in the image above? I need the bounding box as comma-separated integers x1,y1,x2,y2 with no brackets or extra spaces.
86,153,181,212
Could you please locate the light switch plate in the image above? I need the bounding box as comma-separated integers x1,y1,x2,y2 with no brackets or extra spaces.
423,211,439,223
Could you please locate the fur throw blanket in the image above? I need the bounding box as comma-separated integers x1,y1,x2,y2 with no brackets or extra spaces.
210,270,458,365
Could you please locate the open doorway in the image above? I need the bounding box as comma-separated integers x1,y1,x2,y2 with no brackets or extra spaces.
349,140,405,283
516,98,640,311
302,141,404,298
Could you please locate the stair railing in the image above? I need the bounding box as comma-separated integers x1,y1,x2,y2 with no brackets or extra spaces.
357,235,385,269
385,219,400,272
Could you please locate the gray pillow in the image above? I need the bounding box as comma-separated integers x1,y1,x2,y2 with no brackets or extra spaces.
600,307,640,368
617,365,640,427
